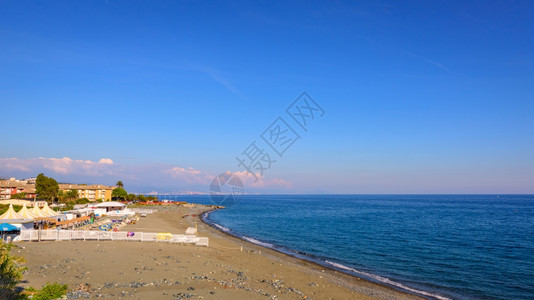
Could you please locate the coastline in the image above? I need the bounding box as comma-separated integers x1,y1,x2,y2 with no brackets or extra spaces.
14,204,423,299
200,208,443,300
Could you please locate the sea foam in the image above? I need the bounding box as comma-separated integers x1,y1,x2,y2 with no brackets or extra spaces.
213,223,230,232
325,260,451,300
242,236,275,248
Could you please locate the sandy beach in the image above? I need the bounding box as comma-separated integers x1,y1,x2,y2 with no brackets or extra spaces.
13,204,422,299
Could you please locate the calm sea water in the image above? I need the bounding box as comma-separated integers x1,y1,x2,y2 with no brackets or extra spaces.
171,194,534,300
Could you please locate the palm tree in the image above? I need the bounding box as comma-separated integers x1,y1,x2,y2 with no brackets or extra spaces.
116,181,124,188
66,189,79,202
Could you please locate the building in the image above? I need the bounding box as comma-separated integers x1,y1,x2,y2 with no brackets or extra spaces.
1,178,115,202
23,177,37,184
0,199,47,208
92,201,134,216
59,184,116,202
0,180,37,200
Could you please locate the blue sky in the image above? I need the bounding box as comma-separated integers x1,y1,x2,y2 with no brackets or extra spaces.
1,1,533,194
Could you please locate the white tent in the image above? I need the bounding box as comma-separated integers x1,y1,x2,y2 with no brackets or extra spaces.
17,204,38,219
0,204,34,229
31,205,48,218
94,201,126,212
94,201,134,216
40,202,60,217
0,204,23,220
94,201,126,208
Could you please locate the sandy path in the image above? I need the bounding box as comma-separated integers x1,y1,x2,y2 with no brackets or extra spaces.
13,205,422,299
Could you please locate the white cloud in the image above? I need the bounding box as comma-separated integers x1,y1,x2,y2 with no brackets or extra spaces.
0,158,31,172
0,157,115,176
164,166,212,184
233,170,292,189
0,156,292,193
98,158,114,164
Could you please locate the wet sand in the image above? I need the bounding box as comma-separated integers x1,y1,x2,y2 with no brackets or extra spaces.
13,205,422,299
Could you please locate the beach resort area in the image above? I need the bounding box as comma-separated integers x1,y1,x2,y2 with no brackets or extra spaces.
3,202,421,299
4,1,533,299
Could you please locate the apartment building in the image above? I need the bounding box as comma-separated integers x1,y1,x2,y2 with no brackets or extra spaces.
59,184,115,201
0,179,37,200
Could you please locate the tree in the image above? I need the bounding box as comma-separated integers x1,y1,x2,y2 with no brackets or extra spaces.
57,190,65,203
64,189,78,202
146,195,158,202
116,181,124,189
35,173,59,202
75,198,90,204
10,192,26,199
57,190,78,204
0,241,26,299
111,188,127,201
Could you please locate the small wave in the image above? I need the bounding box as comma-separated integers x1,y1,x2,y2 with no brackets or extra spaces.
202,211,449,299
204,216,450,300
325,261,451,300
242,236,275,248
213,223,230,232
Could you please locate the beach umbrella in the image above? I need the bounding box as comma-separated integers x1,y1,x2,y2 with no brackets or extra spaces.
0,223,19,232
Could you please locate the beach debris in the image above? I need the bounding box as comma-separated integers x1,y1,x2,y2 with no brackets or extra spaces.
173,292,197,299
66,284,94,299
99,279,182,290
66,290,90,299
75,283,91,292
287,287,303,296
270,279,284,290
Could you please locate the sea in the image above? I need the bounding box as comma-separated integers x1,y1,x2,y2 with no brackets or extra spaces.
162,194,534,300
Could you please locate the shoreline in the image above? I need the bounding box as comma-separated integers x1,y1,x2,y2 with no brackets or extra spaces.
199,207,445,300
14,204,423,299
